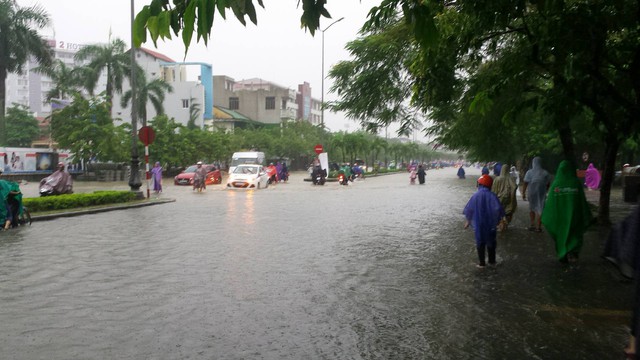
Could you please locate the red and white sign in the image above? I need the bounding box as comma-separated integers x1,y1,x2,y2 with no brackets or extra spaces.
314,144,323,154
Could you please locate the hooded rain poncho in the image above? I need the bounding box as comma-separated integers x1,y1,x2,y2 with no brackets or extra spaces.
541,160,593,260
584,163,601,190
492,165,518,216
0,180,23,222
523,157,551,214
463,186,505,247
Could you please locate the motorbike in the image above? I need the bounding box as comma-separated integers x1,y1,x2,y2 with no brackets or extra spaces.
266,166,278,184
311,167,326,185
279,170,289,182
1,180,31,230
6,196,31,229
338,173,349,186
193,177,206,192
39,172,73,196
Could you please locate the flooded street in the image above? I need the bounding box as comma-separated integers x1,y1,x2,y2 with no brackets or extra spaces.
0,168,634,359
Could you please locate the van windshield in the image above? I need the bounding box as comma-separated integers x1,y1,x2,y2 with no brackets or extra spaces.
231,157,260,167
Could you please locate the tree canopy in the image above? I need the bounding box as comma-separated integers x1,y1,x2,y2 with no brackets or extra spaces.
325,1,640,223
0,0,52,146
134,0,332,54
5,104,40,147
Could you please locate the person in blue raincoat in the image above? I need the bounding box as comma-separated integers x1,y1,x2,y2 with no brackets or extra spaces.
463,175,505,268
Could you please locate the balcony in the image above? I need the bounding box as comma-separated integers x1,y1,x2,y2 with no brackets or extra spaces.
279,109,297,120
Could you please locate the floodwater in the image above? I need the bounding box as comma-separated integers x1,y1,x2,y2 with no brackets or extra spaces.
0,168,634,359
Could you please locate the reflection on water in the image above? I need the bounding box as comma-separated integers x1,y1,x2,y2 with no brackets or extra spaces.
0,168,632,359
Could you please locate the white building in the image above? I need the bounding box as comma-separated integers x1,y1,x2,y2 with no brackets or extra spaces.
4,39,107,116
5,41,322,134
112,48,210,129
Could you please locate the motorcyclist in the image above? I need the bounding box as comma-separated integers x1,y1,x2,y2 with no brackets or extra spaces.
266,163,279,184
311,164,326,184
39,162,73,196
193,161,207,192
279,162,289,182
352,163,364,180
339,163,352,184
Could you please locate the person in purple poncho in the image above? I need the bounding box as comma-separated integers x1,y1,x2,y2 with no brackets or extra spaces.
463,175,505,268
276,162,283,183
584,163,601,190
151,162,163,193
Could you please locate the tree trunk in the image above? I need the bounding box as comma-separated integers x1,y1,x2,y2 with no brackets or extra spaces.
0,66,7,146
598,137,619,225
557,123,575,161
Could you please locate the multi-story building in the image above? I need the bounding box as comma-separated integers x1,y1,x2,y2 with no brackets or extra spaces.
112,48,210,129
5,42,209,130
212,76,321,131
6,41,321,134
4,38,107,117
296,82,322,125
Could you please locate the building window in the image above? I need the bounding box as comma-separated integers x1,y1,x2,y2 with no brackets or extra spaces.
281,99,287,109
229,97,239,110
182,99,189,108
266,96,276,110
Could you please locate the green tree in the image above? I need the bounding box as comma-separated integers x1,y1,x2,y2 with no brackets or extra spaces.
33,59,82,102
5,104,40,147
329,21,416,137
370,136,388,169
75,37,131,116
326,1,640,223
120,72,173,127
330,132,347,163
0,0,52,146
52,94,129,164
134,0,332,53
148,114,184,166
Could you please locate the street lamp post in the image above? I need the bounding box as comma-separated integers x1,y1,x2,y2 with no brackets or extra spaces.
321,17,344,127
128,0,142,195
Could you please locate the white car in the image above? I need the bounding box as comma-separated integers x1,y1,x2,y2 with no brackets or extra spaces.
226,164,269,189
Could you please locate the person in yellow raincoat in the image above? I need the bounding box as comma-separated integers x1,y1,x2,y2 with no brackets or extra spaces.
492,164,518,229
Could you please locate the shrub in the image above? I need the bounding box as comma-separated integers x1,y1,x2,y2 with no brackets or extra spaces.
23,191,137,212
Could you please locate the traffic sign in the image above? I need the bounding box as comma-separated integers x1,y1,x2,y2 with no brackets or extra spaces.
138,126,156,146
314,144,323,154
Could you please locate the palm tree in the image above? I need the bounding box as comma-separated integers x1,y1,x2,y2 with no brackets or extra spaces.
74,37,130,116
370,136,388,171
120,72,173,127
0,0,52,146
187,97,201,130
33,59,81,101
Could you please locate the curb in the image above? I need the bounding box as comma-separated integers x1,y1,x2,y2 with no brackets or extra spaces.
30,198,176,222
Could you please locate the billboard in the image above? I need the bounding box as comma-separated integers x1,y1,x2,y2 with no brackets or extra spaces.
1,147,69,173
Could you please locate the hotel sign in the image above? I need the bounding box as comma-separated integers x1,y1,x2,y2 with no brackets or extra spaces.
46,39,86,51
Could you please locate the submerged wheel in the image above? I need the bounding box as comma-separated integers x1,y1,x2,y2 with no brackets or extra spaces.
20,207,32,226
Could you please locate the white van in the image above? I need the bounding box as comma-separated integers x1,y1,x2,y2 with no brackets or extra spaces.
229,151,265,174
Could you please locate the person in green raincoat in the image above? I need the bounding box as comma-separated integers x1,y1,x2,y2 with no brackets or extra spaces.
0,180,24,230
541,160,593,263
339,163,352,181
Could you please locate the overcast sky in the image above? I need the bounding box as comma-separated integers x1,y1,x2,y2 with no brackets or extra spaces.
16,0,392,134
